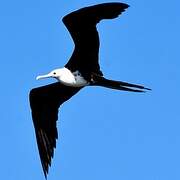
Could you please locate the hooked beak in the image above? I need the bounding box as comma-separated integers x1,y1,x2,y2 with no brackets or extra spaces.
36,73,52,80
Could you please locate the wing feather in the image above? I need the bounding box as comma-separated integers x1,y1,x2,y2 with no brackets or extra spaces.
29,82,82,178
63,2,129,79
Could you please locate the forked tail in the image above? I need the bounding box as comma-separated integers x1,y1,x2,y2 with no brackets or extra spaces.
91,74,151,92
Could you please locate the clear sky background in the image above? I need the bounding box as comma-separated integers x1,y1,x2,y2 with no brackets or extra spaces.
0,0,179,179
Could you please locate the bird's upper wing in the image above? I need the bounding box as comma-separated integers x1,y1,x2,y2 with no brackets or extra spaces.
63,2,129,80
29,82,82,178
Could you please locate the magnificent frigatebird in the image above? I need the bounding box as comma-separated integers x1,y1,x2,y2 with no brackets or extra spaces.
29,2,150,178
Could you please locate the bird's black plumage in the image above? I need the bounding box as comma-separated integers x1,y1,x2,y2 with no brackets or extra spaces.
29,2,150,179
30,83,81,178
64,2,129,80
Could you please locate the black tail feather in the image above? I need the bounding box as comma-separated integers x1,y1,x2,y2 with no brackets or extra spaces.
91,74,151,92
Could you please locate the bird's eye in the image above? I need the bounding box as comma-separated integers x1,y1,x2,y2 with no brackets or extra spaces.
53,72,56,75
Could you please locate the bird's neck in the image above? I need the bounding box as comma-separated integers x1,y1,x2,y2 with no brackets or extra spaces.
57,67,76,85
57,68,88,87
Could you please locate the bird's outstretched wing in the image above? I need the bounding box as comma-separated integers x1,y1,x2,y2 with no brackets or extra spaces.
29,82,82,178
63,2,129,80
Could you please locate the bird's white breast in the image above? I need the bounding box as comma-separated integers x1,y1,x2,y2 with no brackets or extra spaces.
58,68,88,87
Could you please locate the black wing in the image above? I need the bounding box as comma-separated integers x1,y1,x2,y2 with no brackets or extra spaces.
63,2,129,80
29,82,82,178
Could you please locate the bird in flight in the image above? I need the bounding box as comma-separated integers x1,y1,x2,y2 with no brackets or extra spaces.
29,2,150,178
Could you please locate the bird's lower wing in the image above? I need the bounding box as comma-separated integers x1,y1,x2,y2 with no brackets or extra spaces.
29,82,82,178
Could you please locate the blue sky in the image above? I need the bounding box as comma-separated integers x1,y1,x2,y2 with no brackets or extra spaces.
0,0,179,179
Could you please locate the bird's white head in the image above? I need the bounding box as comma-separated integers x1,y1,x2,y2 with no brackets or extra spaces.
36,68,65,81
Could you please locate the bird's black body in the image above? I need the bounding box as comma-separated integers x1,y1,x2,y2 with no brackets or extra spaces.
29,2,150,178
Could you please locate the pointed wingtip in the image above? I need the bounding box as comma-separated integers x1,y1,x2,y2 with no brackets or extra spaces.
123,3,130,9
44,173,47,180
42,165,48,180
